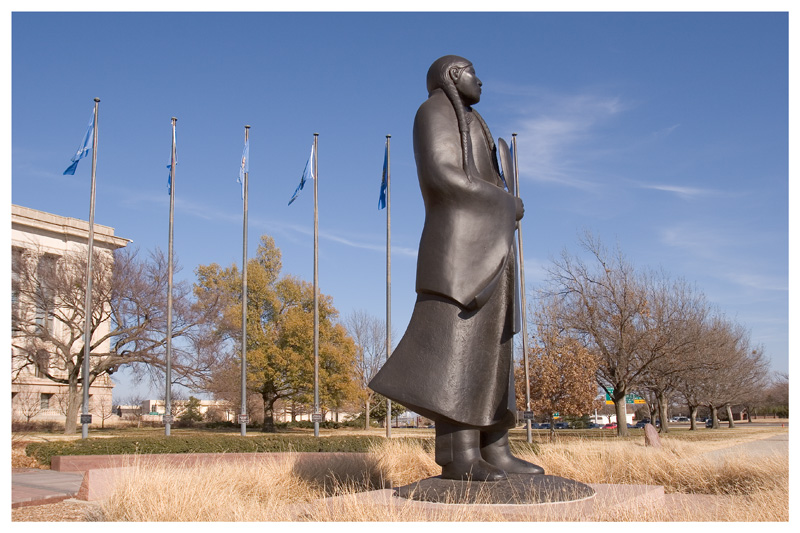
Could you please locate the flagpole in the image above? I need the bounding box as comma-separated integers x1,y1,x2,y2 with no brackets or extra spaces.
512,133,533,444
165,117,177,437
240,125,250,437
385,135,392,439
81,97,100,440
313,133,320,438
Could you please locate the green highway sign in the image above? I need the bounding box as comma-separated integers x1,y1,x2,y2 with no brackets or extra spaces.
604,390,646,404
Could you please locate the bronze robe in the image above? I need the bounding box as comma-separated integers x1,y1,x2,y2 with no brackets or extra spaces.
369,89,519,429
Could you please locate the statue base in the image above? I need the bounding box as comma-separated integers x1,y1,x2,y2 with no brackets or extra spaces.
395,473,595,505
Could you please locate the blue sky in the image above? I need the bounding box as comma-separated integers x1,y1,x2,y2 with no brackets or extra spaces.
9,9,790,400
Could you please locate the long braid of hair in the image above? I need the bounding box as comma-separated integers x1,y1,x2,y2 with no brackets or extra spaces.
473,110,503,181
441,79,472,181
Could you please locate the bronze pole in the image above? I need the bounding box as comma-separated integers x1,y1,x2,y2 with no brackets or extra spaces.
513,133,533,444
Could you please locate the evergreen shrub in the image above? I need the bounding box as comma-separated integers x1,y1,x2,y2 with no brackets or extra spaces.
25,435,433,466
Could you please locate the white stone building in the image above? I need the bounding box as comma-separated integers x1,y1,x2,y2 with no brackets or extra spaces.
11,204,130,424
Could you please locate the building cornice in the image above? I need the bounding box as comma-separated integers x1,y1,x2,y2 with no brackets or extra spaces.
11,204,131,249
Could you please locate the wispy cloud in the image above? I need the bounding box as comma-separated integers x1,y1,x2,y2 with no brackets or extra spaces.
494,84,628,190
265,220,418,258
659,225,734,259
639,183,726,200
723,272,787,292
659,224,787,293
115,188,243,225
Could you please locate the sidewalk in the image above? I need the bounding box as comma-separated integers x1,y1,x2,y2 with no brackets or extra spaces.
11,468,84,508
701,433,788,462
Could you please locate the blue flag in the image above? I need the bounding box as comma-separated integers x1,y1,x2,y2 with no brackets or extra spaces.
63,109,95,175
378,139,388,210
288,143,315,206
237,138,249,200
167,127,177,195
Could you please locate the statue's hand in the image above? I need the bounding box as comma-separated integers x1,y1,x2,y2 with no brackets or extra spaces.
515,197,525,221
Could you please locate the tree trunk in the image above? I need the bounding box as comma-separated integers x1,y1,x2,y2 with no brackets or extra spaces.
549,414,556,443
710,404,720,429
689,406,697,430
364,397,371,430
657,391,670,434
262,395,277,433
614,397,629,437
64,383,81,434
726,404,736,428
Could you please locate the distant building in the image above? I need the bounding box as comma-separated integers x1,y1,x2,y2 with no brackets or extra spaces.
138,399,237,423
11,204,130,424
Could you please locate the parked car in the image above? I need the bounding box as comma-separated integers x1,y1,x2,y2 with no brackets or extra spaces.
584,422,601,429
706,419,715,428
603,422,618,429
539,423,551,429
554,422,570,430
634,420,648,428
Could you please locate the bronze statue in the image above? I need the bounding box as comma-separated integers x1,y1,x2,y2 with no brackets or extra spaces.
370,55,543,481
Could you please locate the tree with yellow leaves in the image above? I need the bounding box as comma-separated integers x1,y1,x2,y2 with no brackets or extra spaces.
194,235,358,432
517,295,600,439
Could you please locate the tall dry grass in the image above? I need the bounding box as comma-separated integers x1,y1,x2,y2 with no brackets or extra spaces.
95,433,788,522
517,437,788,495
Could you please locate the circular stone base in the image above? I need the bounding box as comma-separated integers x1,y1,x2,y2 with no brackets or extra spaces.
394,474,595,505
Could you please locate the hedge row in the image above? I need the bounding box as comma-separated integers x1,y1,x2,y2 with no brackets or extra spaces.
25,435,433,466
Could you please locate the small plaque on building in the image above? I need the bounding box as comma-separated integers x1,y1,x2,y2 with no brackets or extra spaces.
311,413,323,423
238,414,249,424
162,415,173,424
522,411,534,420
80,414,92,424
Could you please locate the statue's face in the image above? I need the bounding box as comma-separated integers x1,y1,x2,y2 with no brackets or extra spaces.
451,64,482,106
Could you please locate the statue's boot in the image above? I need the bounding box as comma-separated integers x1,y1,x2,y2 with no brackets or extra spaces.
435,421,506,481
480,429,545,475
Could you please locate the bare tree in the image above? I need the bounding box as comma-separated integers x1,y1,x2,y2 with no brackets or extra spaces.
676,316,768,429
756,371,789,418
637,274,711,433
93,394,116,429
13,391,43,423
121,394,145,427
344,310,388,430
546,233,654,436
716,334,770,428
12,246,223,434
674,314,730,429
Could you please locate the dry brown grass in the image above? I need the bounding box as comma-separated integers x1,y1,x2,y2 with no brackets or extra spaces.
519,436,788,495
92,431,788,522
